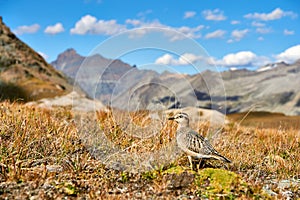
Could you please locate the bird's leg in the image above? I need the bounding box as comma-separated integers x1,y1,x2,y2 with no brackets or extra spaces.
197,159,204,170
187,156,193,170
198,158,205,170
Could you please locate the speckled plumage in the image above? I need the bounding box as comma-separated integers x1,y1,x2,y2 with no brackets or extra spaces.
169,112,231,168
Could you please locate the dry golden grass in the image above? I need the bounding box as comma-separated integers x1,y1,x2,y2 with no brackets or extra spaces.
222,124,300,178
0,102,299,199
228,111,300,129
96,109,177,153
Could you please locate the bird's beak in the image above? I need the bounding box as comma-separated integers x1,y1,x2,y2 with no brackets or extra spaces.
168,116,175,120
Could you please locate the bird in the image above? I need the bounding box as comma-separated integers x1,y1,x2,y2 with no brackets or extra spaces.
168,112,231,170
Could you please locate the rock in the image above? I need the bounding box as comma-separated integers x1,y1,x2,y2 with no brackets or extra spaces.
26,91,107,112
166,172,195,189
46,165,63,173
262,185,278,197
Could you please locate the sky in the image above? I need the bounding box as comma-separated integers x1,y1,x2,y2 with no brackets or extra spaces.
1,0,300,74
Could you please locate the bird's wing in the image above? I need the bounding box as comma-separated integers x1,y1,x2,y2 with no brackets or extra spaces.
180,129,220,156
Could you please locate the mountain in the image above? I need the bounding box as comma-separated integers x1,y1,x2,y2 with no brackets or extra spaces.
51,49,158,104
0,17,74,101
256,61,289,72
52,50,300,115
51,48,85,78
104,59,300,116
51,48,134,79
221,61,300,115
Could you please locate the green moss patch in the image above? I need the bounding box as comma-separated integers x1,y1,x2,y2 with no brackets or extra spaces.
195,168,258,198
163,165,190,175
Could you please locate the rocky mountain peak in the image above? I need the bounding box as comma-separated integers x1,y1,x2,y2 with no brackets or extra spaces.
0,17,74,101
58,48,80,59
65,48,77,54
54,48,83,64
51,48,85,73
0,16,13,36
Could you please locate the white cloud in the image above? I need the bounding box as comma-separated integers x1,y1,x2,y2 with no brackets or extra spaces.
205,29,226,39
71,15,205,41
126,19,142,26
251,21,265,27
70,15,97,34
178,53,203,64
230,29,249,42
125,19,167,38
209,51,271,67
155,53,203,65
202,9,226,21
226,39,234,44
231,20,240,25
256,27,272,34
253,56,272,66
38,51,49,60
184,11,196,19
258,36,264,41
275,45,300,63
13,24,40,35
172,25,204,40
70,15,127,35
218,51,257,66
155,54,175,65
244,8,297,21
137,9,153,18
125,19,205,41
127,19,164,28
44,23,64,34
283,29,295,35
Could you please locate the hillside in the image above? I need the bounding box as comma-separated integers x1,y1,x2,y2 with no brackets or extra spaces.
108,60,300,115
52,48,300,115
220,61,300,115
0,17,74,101
109,61,300,115
51,49,158,104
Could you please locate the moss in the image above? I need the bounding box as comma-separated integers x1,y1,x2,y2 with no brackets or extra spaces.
195,168,253,198
120,171,129,183
142,170,159,180
198,168,239,191
56,182,79,196
163,165,192,175
64,184,78,196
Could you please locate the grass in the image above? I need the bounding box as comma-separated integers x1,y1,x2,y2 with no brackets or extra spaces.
0,101,299,199
227,111,300,129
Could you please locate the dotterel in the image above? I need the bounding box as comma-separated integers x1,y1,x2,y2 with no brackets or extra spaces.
168,112,231,169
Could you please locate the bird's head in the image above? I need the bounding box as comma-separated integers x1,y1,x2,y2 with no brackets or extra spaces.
168,112,190,127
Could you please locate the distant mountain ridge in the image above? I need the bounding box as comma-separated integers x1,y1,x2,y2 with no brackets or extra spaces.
52,49,300,115
221,60,300,115
51,48,85,78
0,17,74,101
51,48,133,79
51,49,158,103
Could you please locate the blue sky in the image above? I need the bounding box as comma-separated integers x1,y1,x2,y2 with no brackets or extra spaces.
1,0,300,74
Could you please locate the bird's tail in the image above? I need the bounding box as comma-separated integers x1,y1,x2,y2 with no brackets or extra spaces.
213,154,231,163
215,154,231,163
